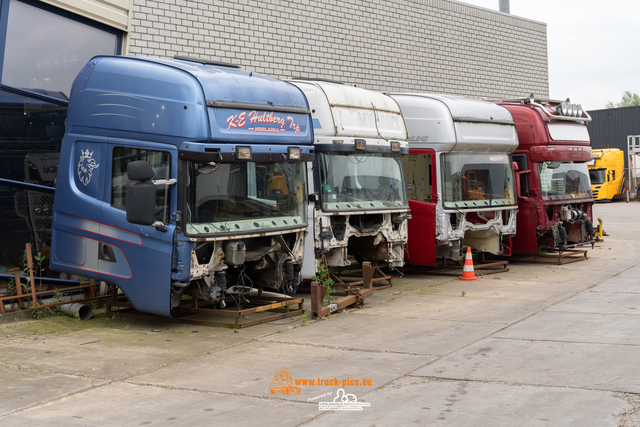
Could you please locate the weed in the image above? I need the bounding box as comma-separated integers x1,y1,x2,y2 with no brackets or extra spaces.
276,330,282,333
22,249,45,286
32,309,48,320
301,313,307,326
461,291,466,297
312,261,337,307
6,278,16,297
73,312,80,321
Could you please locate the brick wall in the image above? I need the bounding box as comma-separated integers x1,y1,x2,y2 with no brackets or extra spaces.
128,0,548,100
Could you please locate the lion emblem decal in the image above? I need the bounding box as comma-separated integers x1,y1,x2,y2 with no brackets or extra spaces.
77,149,100,186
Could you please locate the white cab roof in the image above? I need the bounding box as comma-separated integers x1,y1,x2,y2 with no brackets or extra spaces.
291,80,407,141
388,93,518,153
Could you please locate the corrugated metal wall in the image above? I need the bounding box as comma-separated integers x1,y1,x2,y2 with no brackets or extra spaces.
587,106,640,167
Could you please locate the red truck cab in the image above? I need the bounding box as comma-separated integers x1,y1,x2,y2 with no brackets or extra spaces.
496,95,595,254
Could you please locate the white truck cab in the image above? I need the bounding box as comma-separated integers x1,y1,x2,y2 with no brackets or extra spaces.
388,93,518,265
290,79,411,279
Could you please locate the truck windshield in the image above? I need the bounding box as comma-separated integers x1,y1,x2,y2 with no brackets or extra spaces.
589,168,606,185
317,152,408,211
538,161,592,201
185,160,307,236
441,153,516,209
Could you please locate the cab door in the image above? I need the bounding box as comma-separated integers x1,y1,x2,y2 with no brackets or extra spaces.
403,149,437,266
511,153,538,255
98,139,177,316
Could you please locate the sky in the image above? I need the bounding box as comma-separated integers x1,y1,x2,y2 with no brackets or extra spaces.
454,0,640,111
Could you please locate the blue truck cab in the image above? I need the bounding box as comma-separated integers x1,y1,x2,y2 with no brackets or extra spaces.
51,56,313,316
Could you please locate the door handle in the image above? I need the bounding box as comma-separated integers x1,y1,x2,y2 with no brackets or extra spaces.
99,243,117,263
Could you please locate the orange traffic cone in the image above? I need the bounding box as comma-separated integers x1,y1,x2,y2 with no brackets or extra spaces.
459,246,479,281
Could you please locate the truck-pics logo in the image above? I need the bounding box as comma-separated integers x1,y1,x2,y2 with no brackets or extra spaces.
267,367,373,397
268,368,301,395
77,149,100,186
318,389,371,411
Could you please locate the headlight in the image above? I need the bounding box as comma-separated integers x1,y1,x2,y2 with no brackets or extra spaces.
575,104,583,117
557,101,584,117
288,147,301,160
560,102,569,116
237,146,252,160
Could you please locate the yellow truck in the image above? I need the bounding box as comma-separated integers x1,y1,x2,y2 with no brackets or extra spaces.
588,148,625,202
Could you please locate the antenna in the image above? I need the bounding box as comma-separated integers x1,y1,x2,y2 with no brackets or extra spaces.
371,103,389,143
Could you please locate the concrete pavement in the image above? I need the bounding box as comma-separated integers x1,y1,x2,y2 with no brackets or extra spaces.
1,201,640,426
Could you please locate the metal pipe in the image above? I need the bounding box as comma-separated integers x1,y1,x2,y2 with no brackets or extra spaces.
0,274,87,286
3,293,86,313
60,303,93,320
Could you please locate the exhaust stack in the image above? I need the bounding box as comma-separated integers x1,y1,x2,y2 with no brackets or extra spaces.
499,0,510,13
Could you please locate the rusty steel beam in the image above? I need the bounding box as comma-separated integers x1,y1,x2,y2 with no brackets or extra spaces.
330,262,393,290
106,290,305,329
514,249,588,265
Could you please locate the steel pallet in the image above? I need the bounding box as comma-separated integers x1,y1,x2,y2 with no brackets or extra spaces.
106,291,304,329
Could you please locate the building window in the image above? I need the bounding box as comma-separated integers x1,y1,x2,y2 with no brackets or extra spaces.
0,0,123,271
1,0,121,100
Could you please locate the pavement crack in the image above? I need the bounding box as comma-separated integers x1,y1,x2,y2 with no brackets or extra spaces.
492,336,640,347
256,338,437,356
120,381,318,405
0,380,115,417
401,375,606,392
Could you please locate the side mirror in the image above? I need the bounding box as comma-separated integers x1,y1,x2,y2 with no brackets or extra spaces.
125,161,167,231
546,161,560,170
126,179,156,226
